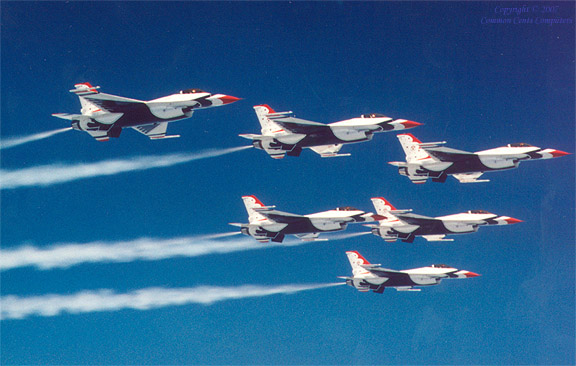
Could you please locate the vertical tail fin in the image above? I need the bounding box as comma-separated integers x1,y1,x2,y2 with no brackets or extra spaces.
253,105,285,135
370,197,397,215
241,195,268,223
397,134,430,162
345,251,372,277
70,83,102,115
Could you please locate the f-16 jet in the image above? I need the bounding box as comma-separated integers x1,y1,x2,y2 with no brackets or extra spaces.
229,195,375,243
239,105,422,159
53,83,240,141
389,133,570,183
366,197,522,243
339,251,480,293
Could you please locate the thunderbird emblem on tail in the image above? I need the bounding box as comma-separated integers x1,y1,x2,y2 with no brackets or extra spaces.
53,83,240,141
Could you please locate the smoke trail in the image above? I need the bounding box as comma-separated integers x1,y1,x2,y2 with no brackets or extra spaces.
0,127,73,150
1,283,344,320
0,231,370,272
200,232,243,240
323,232,371,241
0,146,251,190
0,235,265,271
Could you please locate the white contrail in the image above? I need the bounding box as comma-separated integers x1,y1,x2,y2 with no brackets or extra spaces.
1,283,344,320
0,231,370,272
0,146,251,190
323,232,371,241
0,127,73,150
0,235,265,271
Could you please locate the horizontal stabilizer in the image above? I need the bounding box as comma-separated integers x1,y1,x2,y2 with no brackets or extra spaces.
238,133,263,140
388,161,407,167
52,113,84,121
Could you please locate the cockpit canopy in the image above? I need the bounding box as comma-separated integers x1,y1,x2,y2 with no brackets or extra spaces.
361,113,387,118
468,210,491,214
431,264,451,268
508,143,534,147
180,88,206,94
335,206,359,211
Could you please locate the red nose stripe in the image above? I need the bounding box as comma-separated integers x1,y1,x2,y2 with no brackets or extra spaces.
504,218,523,224
219,95,241,104
465,272,480,278
550,150,571,158
400,121,423,129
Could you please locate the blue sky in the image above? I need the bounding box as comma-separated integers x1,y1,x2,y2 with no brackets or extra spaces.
1,2,574,364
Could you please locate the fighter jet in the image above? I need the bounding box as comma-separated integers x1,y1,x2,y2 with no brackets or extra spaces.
229,195,375,243
340,251,480,293
389,133,570,183
239,105,422,159
53,83,240,141
366,197,522,243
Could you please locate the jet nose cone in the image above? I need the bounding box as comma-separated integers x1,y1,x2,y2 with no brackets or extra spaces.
550,150,571,158
504,217,523,225
400,120,423,129
219,95,241,105
465,271,481,278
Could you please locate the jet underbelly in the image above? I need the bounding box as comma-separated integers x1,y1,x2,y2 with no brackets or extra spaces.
445,156,490,174
442,221,476,233
114,104,190,127
330,128,371,142
298,134,344,147
411,221,452,236
477,155,518,170
407,275,440,286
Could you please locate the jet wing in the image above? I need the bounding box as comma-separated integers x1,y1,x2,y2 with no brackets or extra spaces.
423,146,476,162
273,117,331,134
83,93,146,113
365,267,411,279
132,122,180,140
257,209,307,224
392,213,439,226
52,113,84,121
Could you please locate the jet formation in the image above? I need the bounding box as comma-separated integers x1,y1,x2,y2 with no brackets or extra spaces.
389,133,570,183
229,195,375,243
366,197,522,243
53,83,240,141
240,105,422,159
48,83,571,296
340,251,479,293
